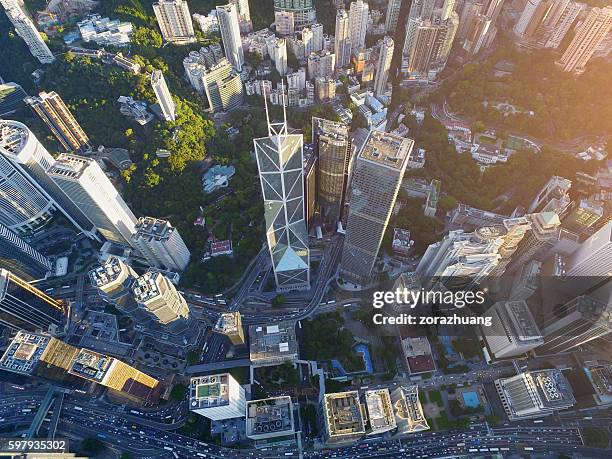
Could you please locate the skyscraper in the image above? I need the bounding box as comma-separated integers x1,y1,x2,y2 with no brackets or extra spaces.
441,0,456,21
385,0,403,32
335,9,351,68
401,18,439,78
408,0,436,21
0,269,68,334
231,0,252,32
253,97,310,292
507,212,561,273
312,117,351,224
151,70,176,122
189,373,246,420
564,221,612,277
513,0,552,39
200,58,244,112
24,91,90,153
0,120,98,239
311,22,324,52
217,3,245,72
349,0,369,55
152,0,196,44
132,217,191,272
374,36,394,96
132,271,191,325
0,222,52,281
543,1,584,48
47,154,138,246
271,37,288,76
340,131,414,285
558,6,612,73
0,0,55,64
274,0,316,28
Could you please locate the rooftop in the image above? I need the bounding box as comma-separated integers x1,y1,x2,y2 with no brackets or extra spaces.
68,348,112,382
0,331,50,375
324,391,366,437
502,301,542,343
132,271,164,303
189,374,234,410
391,385,429,433
134,217,175,241
48,154,91,180
0,120,29,155
249,321,298,365
89,256,131,289
360,131,412,170
364,389,396,433
246,396,295,439
215,312,241,335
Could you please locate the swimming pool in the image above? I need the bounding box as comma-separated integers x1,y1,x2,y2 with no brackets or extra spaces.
462,391,480,408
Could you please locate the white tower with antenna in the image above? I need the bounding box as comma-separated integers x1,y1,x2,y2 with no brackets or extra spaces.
253,84,310,292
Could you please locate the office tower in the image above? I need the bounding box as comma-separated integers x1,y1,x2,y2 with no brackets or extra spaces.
303,148,317,229
0,269,67,334
0,0,55,64
311,22,324,52
563,198,604,237
385,0,403,32
312,118,351,224
374,36,394,96
1,121,100,239
246,396,296,441
214,311,245,345
543,1,584,48
47,154,137,246
389,386,430,434
540,294,610,354
416,225,508,288
0,222,51,281
249,321,299,366
507,212,561,273
558,6,612,73
340,131,413,286
564,221,611,277
489,216,532,276
201,58,244,113
24,91,90,153
509,260,541,301
495,369,575,420
323,391,366,444
457,0,483,40
217,3,245,71
253,99,310,291
132,217,191,272
152,0,195,43
0,330,161,402
363,389,396,435
349,0,369,55
335,9,351,68
271,37,288,76
440,0,456,21
483,301,543,359
132,271,190,324
514,0,552,39
274,0,316,28
275,10,295,36
308,50,336,79
231,0,252,31
150,70,176,122
401,18,439,78
315,77,336,101
89,256,138,312
189,373,246,420
529,176,572,214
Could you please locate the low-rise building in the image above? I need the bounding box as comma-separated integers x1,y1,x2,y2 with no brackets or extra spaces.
77,14,133,46
202,165,236,193
392,228,413,256
401,337,436,374
117,96,153,125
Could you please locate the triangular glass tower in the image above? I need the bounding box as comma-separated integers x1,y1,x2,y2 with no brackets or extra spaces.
253,86,310,291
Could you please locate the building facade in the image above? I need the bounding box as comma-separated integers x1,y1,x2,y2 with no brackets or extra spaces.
151,70,176,122
153,0,195,43
217,3,245,72
1,0,55,63
132,216,191,272
0,222,52,281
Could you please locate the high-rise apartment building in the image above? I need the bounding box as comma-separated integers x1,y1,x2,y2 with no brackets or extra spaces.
441,0,456,21
385,0,403,32
340,131,413,285
271,37,288,76
132,217,191,272
408,0,436,21
374,36,394,96
0,269,68,334
0,222,52,281
513,0,553,39
0,0,55,63
217,3,245,72
335,9,351,68
495,369,576,419
401,17,439,78
433,11,459,65
312,117,351,224
253,99,310,291
199,58,244,113
0,120,99,239
47,154,138,246
24,91,90,152
311,22,324,52
543,1,584,48
457,0,483,40
558,6,612,73
231,0,252,32
275,10,295,36
274,0,316,28
315,76,336,101
308,50,336,79
152,0,196,43
189,373,246,420
564,221,611,277
483,300,543,358
151,70,176,122
349,0,369,55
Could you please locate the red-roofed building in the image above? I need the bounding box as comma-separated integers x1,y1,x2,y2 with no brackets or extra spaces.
210,240,233,257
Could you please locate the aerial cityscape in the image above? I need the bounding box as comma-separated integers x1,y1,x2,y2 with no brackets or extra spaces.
0,0,610,458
